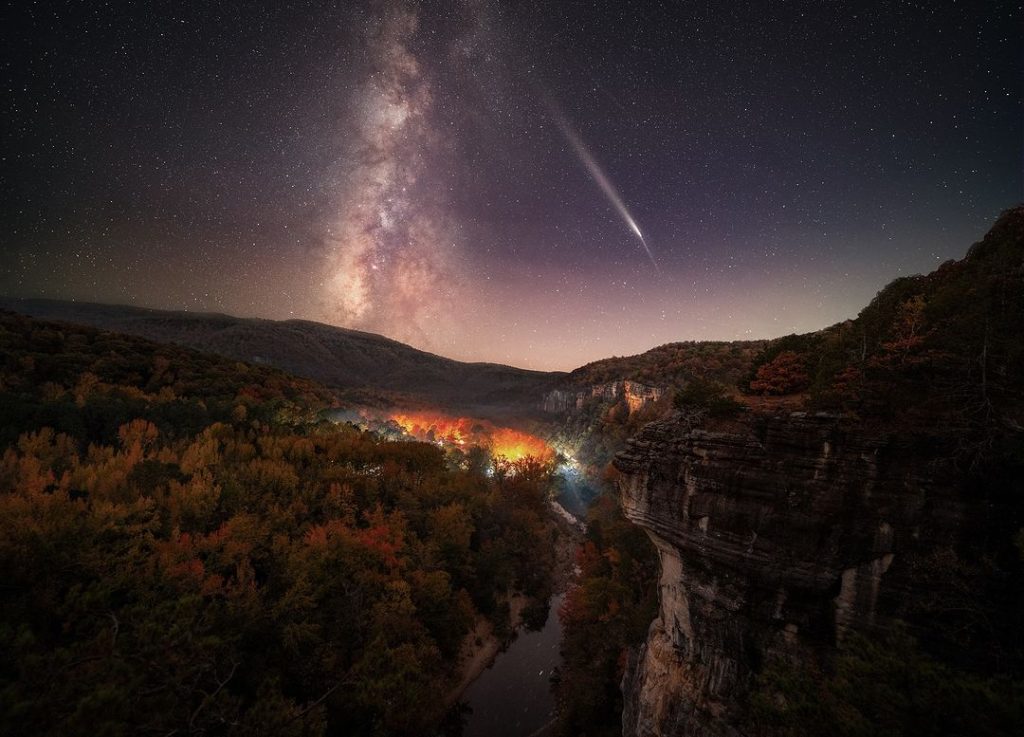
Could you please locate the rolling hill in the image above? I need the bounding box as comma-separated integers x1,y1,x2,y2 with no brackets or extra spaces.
0,299,562,415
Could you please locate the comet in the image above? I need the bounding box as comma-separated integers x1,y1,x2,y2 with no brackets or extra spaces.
546,100,659,270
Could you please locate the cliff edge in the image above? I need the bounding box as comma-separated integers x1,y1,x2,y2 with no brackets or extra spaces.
614,207,1024,736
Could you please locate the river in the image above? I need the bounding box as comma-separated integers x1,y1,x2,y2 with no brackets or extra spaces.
460,593,565,737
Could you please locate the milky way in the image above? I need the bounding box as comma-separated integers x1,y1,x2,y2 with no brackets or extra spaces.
323,7,465,349
1,1,1020,369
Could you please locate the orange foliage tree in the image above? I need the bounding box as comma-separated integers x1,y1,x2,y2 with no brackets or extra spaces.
749,350,810,395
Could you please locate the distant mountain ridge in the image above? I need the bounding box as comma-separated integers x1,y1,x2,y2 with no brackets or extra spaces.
0,299,767,420
0,299,563,415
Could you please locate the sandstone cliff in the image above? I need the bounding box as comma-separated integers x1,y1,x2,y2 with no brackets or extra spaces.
544,380,665,415
614,411,1017,737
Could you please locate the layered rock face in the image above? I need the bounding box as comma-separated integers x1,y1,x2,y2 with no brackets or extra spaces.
614,412,978,737
544,380,665,414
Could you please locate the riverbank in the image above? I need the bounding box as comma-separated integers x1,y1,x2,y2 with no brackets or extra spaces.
550,505,584,593
446,506,584,708
445,594,531,706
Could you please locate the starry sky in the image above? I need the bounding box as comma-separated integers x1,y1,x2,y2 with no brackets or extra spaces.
2,0,1021,370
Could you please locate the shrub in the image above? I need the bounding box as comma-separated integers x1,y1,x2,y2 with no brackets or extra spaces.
674,379,743,417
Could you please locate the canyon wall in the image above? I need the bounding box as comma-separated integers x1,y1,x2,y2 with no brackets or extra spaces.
613,411,996,737
544,380,665,414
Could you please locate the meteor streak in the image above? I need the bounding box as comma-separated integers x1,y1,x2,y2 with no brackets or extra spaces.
546,101,659,270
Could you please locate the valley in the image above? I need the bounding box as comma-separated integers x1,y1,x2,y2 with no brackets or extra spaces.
2,207,1023,736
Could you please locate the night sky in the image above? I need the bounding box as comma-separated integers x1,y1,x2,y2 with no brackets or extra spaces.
2,1,1020,370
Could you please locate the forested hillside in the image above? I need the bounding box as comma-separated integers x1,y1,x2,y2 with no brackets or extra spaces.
742,206,1024,433
0,311,557,736
0,299,562,416
563,340,763,391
